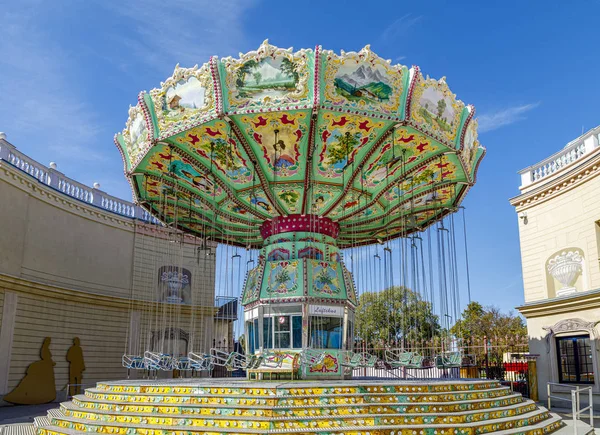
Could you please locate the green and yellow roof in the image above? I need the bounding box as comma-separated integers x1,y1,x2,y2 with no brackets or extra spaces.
116,41,485,248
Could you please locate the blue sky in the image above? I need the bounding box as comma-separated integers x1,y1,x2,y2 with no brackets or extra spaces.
2,0,600,317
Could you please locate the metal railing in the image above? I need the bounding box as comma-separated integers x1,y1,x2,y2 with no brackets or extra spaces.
547,382,594,434
0,137,160,224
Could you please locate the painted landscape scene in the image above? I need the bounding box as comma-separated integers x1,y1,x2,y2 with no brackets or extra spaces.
163,76,207,122
334,65,392,104
235,56,299,99
418,87,456,132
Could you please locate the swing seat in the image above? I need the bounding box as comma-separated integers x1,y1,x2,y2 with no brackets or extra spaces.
435,352,462,369
404,354,428,369
248,352,299,380
300,349,326,367
360,353,378,368
144,351,174,371
210,348,235,367
122,355,146,370
246,355,265,370
226,352,251,371
261,350,286,368
188,352,214,372
174,357,192,371
341,351,364,369
386,350,413,368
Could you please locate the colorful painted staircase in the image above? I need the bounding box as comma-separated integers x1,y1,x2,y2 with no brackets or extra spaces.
30,379,563,435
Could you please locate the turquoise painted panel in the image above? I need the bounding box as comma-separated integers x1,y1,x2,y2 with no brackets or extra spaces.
306,260,347,300
260,259,304,299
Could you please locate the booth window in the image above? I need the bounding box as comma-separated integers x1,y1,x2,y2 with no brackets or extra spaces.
556,335,594,384
310,316,342,349
263,315,302,349
245,319,260,354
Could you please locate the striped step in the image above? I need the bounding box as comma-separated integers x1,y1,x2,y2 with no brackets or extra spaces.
0,424,36,435
95,380,502,395
72,394,523,417
29,379,564,435
84,386,514,407
58,400,540,429
42,408,555,435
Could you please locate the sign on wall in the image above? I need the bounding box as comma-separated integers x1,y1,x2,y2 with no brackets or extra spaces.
308,305,344,317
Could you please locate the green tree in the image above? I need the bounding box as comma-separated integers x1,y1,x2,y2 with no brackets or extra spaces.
253,72,262,85
355,286,441,348
436,98,447,120
328,132,360,165
236,59,258,87
280,58,299,85
450,301,527,340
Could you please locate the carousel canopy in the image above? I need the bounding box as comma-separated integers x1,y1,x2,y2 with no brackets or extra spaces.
116,41,485,248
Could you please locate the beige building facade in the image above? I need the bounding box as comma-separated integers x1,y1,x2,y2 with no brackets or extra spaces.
0,136,219,402
510,125,600,403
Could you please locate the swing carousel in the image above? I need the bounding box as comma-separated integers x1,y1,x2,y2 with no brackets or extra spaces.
115,40,485,380
27,41,568,435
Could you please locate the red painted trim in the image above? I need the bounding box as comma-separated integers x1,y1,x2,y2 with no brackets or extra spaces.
260,214,340,240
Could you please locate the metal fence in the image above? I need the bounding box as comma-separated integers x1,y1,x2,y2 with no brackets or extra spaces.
353,337,532,397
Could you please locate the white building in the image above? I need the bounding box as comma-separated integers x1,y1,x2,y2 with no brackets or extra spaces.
510,125,600,404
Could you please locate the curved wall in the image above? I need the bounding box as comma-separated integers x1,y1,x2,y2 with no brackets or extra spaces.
0,142,217,401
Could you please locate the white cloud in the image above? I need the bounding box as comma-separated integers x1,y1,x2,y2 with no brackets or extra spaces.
381,14,423,42
478,103,540,133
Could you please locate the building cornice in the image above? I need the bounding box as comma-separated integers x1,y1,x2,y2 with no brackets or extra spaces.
0,273,216,315
1,162,139,231
509,147,600,210
517,288,600,318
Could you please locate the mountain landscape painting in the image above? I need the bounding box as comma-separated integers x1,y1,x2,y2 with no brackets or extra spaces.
235,56,299,99
418,87,456,133
333,64,392,104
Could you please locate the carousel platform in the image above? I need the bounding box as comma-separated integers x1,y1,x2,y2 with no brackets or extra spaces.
18,378,565,435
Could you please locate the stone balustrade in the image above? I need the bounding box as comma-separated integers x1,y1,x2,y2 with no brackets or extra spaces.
519,126,600,188
0,137,160,224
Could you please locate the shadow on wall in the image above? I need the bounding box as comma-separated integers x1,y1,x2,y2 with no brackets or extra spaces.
3,337,85,405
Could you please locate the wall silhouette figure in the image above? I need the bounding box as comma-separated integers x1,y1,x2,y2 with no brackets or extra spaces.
67,337,85,396
3,337,56,404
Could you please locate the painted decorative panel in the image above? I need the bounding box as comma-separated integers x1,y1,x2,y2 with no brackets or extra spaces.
220,40,313,113
148,63,216,139
409,72,467,147
321,45,408,116
263,260,302,298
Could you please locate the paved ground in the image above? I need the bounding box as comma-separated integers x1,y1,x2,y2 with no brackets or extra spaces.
0,403,58,425
550,405,600,432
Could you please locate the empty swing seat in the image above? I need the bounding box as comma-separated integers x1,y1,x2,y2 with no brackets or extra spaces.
341,351,364,370
188,352,214,372
144,351,174,371
122,355,146,370
386,350,413,368
435,352,463,369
